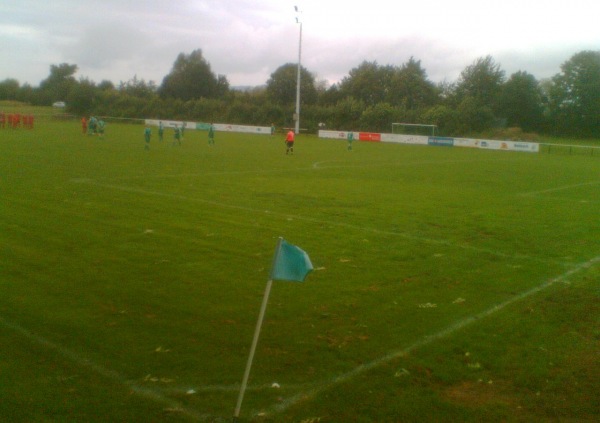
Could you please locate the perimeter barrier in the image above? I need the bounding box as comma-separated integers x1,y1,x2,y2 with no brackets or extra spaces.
319,130,541,153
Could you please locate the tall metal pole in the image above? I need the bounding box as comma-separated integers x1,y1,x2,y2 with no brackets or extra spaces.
295,8,302,135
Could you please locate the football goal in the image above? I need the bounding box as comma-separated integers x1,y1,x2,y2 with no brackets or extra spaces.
392,123,437,137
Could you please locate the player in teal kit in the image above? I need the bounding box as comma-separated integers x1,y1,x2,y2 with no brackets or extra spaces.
144,126,151,149
97,119,106,138
158,121,164,141
173,126,181,146
208,124,215,146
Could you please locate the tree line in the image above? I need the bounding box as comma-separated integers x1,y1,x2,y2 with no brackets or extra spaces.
1,49,599,138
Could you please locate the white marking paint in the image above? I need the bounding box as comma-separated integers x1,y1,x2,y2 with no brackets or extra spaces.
3,256,597,419
519,181,600,196
265,255,600,416
0,316,210,421
73,179,570,266
72,156,504,181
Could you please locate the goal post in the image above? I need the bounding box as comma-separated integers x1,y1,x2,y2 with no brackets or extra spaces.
392,123,437,137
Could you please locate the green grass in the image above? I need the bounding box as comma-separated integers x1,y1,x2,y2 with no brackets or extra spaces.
1,119,599,422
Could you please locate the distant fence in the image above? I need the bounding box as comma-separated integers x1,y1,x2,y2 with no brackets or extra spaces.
539,143,600,156
35,114,145,126
319,130,540,153
145,119,272,135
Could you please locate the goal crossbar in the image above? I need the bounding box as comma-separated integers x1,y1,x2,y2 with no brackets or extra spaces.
392,123,437,136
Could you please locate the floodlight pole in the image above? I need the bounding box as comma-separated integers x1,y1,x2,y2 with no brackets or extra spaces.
294,7,302,135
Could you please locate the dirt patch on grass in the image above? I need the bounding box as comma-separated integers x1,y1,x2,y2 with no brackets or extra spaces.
443,380,517,408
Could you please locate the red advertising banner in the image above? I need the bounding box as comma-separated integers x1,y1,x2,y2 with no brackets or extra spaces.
358,132,381,142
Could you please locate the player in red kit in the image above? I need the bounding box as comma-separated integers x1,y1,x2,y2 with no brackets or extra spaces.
285,130,295,155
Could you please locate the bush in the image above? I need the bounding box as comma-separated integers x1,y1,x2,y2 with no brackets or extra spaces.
482,127,540,141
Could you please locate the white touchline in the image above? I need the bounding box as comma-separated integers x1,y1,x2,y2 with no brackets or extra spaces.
0,316,210,422
3,256,596,419
80,156,506,181
310,157,497,170
265,254,600,416
519,180,600,196
74,179,572,267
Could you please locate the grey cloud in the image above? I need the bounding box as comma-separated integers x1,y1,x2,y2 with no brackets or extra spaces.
61,24,150,69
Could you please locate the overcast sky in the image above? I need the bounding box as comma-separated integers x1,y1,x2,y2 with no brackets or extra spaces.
1,0,599,88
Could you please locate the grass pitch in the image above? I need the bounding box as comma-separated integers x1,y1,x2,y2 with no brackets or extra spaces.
0,119,598,422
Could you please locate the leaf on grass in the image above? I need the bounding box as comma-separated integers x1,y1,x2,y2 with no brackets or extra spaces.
143,374,173,383
394,368,410,377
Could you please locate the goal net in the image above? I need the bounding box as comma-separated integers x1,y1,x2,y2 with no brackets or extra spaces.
392,123,437,137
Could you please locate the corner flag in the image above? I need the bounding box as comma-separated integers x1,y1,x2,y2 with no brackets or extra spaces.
270,238,313,282
234,237,313,419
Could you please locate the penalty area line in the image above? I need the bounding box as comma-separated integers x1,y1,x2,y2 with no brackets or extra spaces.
265,254,600,416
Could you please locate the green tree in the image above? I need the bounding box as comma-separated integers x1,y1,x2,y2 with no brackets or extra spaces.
548,50,600,137
498,71,545,132
456,97,495,135
389,57,438,109
98,80,116,91
359,102,395,132
318,83,342,106
330,96,365,130
216,74,230,98
39,63,78,104
454,56,505,113
159,49,229,100
338,59,437,110
67,77,98,116
266,63,317,106
338,61,392,107
0,78,20,100
119,75,157,98
422,105,460,136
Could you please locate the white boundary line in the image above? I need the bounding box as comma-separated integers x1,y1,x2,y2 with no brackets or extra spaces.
265,254,600,416
87,157,511,182
519,180,600,196
2,256,597,420
524,196,600,205
73,179,571,267
0,316,211,421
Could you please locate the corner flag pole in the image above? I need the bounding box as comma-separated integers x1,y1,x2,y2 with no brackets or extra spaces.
234,238,283,419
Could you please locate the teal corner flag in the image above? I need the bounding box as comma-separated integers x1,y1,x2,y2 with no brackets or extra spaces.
234,238,313,418
270,238,313,282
